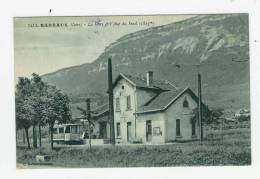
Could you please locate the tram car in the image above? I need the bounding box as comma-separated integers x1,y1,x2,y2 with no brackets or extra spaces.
53,123,83,144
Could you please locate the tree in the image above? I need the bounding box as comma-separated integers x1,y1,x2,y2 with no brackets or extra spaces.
15,77,33,149
30,73,46,148
191,105,212,125
41,85,71,149
211,108,224,123
16,74,71,150
76,99,94,151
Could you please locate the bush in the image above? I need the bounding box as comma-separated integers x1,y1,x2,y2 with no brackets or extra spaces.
237,115,250,122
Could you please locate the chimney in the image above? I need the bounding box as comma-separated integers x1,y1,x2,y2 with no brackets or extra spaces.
146,71,153,86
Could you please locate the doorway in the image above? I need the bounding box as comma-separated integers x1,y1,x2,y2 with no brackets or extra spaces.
127,122,132,142
99,122,107,139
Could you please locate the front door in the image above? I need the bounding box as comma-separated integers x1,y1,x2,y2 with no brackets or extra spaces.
127,122,132,142
99,122,107,139
146,120,152,142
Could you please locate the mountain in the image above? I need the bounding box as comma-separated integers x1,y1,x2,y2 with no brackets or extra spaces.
43,14,250,110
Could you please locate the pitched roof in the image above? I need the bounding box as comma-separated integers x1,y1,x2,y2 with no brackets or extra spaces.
92,103,109,117
92,103,109,122
71,102,109,120
94,87,199,115
136,87,199,114
95,73,201,116
113,73,176,91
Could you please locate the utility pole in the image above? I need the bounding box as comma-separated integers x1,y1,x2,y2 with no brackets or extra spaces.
86,98,92,151
76,98,94,150
108,58,115,145
198,73,203,142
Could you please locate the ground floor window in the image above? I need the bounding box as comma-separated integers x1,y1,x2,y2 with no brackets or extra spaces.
192,120,196,136
116,122,121,137
176,119,181,136
146,120,152,142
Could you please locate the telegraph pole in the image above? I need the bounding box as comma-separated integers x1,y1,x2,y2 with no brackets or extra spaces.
86,98,92,150
198,73,203,142
108,58,115,145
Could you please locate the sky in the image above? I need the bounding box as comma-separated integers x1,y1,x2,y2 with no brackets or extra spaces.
14,15,195,80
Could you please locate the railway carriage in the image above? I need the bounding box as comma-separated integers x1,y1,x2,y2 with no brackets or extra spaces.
53,123,83,144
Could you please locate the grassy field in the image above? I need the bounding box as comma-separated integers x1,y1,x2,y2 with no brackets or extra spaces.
16,127,251,168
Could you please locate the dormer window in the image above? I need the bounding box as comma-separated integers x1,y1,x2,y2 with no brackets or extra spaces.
183,99,189,108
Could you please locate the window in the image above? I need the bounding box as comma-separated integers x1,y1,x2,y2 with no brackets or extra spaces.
146,120,152,142
65,126,70,133
192,120,196,136
127,122,132,141
176,119,181,137
116,123,121,137
71,126,78,134
58,127,64,134
126,95,131,110
183,99,189,108
53,128,58,134
122,85,124,90
116,97,120,111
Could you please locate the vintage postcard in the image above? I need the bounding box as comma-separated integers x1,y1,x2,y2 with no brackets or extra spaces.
14,14,250,168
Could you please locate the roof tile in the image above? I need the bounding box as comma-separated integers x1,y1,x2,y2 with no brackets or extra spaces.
120,73,176,91
137,88,185,113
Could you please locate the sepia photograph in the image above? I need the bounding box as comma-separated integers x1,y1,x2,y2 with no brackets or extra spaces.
14,14,251,168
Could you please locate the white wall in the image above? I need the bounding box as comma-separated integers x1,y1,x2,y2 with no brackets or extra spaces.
136,112,166,144
165,92,200,141
92,122,100,138
113,77,200,144
113,78,136,143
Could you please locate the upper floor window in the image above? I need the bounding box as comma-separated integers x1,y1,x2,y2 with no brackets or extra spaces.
116,97,120,111
126,95,131,110
183,99,189,108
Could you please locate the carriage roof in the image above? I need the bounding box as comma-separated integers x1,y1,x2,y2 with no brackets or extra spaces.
54,123,82,128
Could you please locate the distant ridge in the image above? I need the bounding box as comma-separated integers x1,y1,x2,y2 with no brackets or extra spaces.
43,14,250,110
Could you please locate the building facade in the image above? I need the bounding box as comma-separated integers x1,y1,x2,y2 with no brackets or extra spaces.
112,72,201,144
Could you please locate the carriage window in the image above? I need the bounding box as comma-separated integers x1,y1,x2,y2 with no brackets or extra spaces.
65,126,70,133
53,128,58,134
183,99,189,108
59,127,64,133
71,126,78,134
